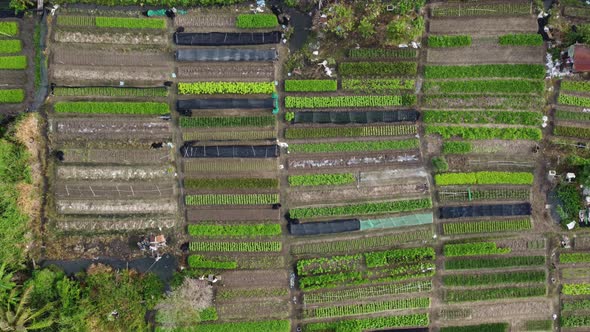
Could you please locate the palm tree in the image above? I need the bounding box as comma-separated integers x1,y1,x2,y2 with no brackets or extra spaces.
0,285,54,331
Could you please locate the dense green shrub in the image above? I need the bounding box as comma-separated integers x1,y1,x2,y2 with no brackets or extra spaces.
178,82,274,95
289,139,418,153
339,61,417,76
54,102,169,115
0,22,18,36
288,173,355,186
284,80,337,92
435,171,534,185
423,80,544,94
432,156,448,173
289,198,431,219
498,33,543,46
189,241,282,252
0,89,24,103
556,183,583,222
442,141,472,154
95,17,166,29
428,35,471,47
184,178,278,189
424,64,545,79
426,126,542,141
236,14,278,28
561,315,590,328
444,242,510,257
0,55,27,69
0,40,22,54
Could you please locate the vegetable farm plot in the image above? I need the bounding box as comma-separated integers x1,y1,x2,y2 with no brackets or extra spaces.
176,62,275,81
0,18,32,113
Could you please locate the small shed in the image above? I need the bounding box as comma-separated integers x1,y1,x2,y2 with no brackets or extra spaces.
568,44,590,73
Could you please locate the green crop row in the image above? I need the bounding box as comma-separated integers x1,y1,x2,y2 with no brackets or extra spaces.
563,299,590,311
0,22,18,36
303,280,432,305
54,102,169,115
189,241,282,252
288,173,356,187
180,115,275,128
304,297,430,319
499,33,543,46
341,79,415,92
445,255,545,270
188,255,237,269
339,62,418,77
285,125,416,139
561,80,590,93
444,242,510,257
236,14,278,28
303,313,429,332
443,219,532,235
285,95,416,108
438,188,531,202
424,64,545,79
185,194,279,205
0,56,27,69
559,94,590,107
158,320,290,332
561,315,590,328
291,229,432,255
441,323,509,332
431,3,531,17
188,224,281,238
217,288,288,300
184,159,277,173
0,89,24,104
57,15,95,26
284,80,337,92
53,86,168,97
297,254,363,276
183,130,276,141
423,94,542,109
435,171,534,186
348,48,417,59
443,270,546,286
428,35,471,47
423,110,541,126
444,285,546,302
426,126,542,141
365,247,435,268
442,141,472,154
560,252,590,263
289,198,432,219
184,178,278,189
555,110,590,122
423,80,544,94
562,283,590,295
289,139,419,154
554,126,590,139
95,16,166,29
178,82,274,95
0,40,22,54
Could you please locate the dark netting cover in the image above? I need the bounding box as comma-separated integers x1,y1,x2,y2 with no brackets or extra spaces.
293,110,419,124
174,31,281,46
176,48,278,62
289,219,360,236
177,98,274,110
438,203,531,219
181,145,279,158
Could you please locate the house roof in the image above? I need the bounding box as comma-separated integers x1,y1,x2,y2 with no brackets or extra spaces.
572,44,590,72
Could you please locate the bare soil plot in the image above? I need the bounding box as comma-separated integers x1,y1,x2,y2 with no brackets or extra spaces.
574,236,590,249
52,48,172,67
470,140,538,156
219,270,289,288
187,208,280,221
427,45,544,64
429,17,538,35
288,183,429,205
53,30,168,45
60,148,171,164
51,118,171,140
359,168,429,185
56,166,173,181
55,217,177,232
55,199,177,214
177,62,275,81
288,151,421,169
217,300,290,321
439,300,552,322
51,65,171,84
54,182,175,199
0,70,27,86
446,154,536,171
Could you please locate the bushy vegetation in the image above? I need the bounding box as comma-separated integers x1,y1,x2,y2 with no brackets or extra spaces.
288,173,356,186
54,102,169,115
498,33,543,46
0,40,22,53
0,89,24,103
435,171,534,185
284,80,337,92
236,14,278,28
432,156,448,173
442,141,472,154
428,35,471,47
189,241,282,252
339,62,418,76
443,242,510,257
559,94,590,107
95,17,166,29
556,183,583,223
424,64,545,79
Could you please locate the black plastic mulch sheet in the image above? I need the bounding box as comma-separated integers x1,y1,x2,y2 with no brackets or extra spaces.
289,219,360,236
174,31,281,46
176,48,278,62
293,110,419,124
177,98,274,110
438,203,531,219
181,145,279,158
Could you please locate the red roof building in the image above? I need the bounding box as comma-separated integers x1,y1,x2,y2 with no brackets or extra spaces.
569,44,590,73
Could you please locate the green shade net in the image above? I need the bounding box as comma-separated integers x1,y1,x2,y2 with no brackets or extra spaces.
360,213,433,231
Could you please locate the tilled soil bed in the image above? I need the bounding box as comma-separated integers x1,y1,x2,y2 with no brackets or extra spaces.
429,16,538,35
53,30,168,45
427,45,544,64
177,62,275,81
55,217,177,232
55,199,177,214
51,65,170,84
187,208,280,221
288,183,429,205
52,48,172,67
54,181,176,199
219,270,289,288
51,118,171,140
